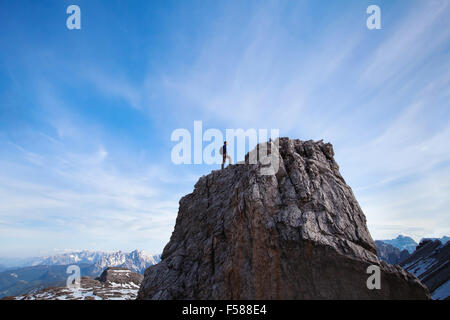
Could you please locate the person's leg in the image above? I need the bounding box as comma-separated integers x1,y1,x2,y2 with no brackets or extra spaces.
226,154,232,165
222,155,225,170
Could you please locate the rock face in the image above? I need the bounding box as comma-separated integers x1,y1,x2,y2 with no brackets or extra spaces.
400,240,450,300
7,268,143,300
97,267,143,285
138,138,429,300
375,240,410,265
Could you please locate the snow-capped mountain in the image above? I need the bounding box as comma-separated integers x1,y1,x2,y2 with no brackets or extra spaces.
28,250,161,274
379,235,418,253
29,251,110,266
400,239,450,300
90,250,161,274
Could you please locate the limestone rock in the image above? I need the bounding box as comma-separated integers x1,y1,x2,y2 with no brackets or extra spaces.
400,239,450,300
138,138,430,300
97,267,143,286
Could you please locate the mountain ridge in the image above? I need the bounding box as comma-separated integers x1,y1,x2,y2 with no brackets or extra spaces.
400,239,450,300
379,235,418,254
26,250,160,274
0,250,160,298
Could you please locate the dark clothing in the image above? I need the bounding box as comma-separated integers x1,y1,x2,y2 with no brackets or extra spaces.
221,143,231,170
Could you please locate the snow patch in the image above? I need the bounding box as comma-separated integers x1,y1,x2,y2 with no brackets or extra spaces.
404,258,438,277
431,280,450,300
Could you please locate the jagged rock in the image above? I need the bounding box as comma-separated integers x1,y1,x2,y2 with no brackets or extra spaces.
400,240,450,300
91,250,160,274
138,138,430,300
375,240,410,265
97,267,143,286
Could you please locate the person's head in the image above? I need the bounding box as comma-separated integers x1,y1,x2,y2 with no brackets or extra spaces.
224,141,227,145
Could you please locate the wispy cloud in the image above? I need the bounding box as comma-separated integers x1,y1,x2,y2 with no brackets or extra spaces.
159,0,450,241
360,0,450,87
1,0,449,257
162,2,364,132
0,138,181,254
0,81,188,256
83,69,149,110
362,163,450,242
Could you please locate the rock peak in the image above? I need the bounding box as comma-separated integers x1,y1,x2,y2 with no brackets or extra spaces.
138,138,429,299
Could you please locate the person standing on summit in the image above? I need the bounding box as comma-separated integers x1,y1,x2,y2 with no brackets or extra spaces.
221,141,232,170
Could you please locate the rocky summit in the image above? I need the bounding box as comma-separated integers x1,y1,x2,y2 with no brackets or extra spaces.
138,138,430,300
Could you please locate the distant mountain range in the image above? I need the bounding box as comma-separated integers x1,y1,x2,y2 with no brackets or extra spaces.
377,235,450,253
379,235,418,253
28,251,110,267
27,250,161,274
0,250,160,298
420,236,450,244
400,239,450,300
375,235,449,300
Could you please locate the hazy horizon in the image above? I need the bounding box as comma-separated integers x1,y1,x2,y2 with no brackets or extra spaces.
2,234,449,261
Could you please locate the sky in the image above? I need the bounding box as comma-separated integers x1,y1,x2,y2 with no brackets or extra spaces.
0,0,449,258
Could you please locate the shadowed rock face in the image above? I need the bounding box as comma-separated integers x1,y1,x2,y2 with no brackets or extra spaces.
138,138,430,300
400,240,450,300
375,241,411,265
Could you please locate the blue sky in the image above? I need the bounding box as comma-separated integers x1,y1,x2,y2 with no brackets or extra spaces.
0,0,449,258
